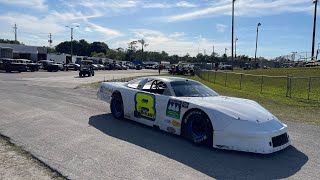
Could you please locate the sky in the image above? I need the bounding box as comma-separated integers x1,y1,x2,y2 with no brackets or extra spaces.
0,0,319,59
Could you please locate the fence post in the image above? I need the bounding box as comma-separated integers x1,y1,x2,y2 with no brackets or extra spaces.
260,75,264,94
214,71,217,84
240,74,243,90
286,76,291,97
289,76,292,98
225,72,227,87
308,77,311,100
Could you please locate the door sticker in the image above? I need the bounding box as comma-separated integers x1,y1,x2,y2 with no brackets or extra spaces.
166,99,182,119
135,93,156,121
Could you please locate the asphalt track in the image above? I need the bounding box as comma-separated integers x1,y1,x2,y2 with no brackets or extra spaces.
0,70,319,179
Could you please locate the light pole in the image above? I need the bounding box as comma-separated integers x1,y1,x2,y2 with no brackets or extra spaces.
254,23,261,68
311,0,318,61
235,38,238,60
66,25,79,64
231,0,236,70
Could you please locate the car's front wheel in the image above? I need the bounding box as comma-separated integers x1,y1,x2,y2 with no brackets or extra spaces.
110,93,124,119
183,110,213,146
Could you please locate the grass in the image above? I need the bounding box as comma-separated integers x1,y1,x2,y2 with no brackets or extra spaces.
172,74,320,125
235,67,320,77
199,69,320,101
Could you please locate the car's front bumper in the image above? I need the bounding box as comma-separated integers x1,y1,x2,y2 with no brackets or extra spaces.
213,125,291,154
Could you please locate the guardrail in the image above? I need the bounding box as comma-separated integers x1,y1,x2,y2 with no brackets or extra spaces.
196,70,320,100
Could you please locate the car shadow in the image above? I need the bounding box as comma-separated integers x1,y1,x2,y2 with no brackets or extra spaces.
89,114,308,179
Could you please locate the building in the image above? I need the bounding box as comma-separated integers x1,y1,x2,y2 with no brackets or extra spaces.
0,43,47,62
47,53,85,64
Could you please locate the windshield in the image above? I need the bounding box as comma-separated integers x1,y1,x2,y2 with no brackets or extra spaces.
171,81,219,97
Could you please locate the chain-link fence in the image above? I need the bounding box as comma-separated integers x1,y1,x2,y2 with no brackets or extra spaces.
196,70,320,100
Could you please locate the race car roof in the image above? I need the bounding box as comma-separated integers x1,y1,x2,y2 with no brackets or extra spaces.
145,76,192,83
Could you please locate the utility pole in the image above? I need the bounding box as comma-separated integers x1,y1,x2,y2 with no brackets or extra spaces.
255,23,261,68
13,23,17,43
231,0,236,71
66,25,79,64
235,38,238,60
212,45,215,55
312,0,318,61
48,33,52,47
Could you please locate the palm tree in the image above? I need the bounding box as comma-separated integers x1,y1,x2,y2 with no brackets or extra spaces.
138,39,149,52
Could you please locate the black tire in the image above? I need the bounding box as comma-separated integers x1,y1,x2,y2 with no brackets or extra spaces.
79,72,82,77
110,93,124,119
182,110,213,146
92,72,95,76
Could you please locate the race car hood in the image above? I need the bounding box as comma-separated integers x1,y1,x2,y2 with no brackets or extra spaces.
177,96,275,123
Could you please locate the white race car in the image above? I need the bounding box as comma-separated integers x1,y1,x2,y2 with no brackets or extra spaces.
97,76,291,154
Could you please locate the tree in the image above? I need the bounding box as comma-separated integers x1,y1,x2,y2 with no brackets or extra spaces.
138,39,148,52
89,42,109,54
91,52,106,58
47,47,56,53
0,39,21,44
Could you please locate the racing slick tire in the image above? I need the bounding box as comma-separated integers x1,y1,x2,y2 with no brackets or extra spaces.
110,93,124,119
183,110,213,146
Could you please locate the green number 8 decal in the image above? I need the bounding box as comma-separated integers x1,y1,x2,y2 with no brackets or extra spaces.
135,93,156,121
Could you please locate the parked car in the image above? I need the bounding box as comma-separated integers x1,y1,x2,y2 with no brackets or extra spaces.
136,64,142,70
243,63,253,70
55,63,65,71
121,65,128,70
17,59,40,72
98,64,105,70
79,60,95,77
92,64,99,70
0,58,28,73
66,63,80,71
219,62,232,70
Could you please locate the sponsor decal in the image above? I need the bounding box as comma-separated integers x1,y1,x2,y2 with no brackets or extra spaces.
134,93,156,121
166,99,182,119
164,119,171,124
182,102,189,108
171,120,181,127
167,127,176,134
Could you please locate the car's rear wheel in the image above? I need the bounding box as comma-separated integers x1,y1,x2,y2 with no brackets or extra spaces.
183,110,213,146
110,93,124,119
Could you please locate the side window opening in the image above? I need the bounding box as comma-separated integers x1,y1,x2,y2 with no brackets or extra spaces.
142,80,171,96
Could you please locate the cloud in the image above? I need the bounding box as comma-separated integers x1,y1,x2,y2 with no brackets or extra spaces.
88,23,123,39
176,1,198,8
0,0,47,10
142,1,198,9
163,0,312,22
216,24,227,33
84,27,93,32
112,29,228,56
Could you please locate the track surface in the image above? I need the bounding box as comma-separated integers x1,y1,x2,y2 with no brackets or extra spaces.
0,70,319,180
